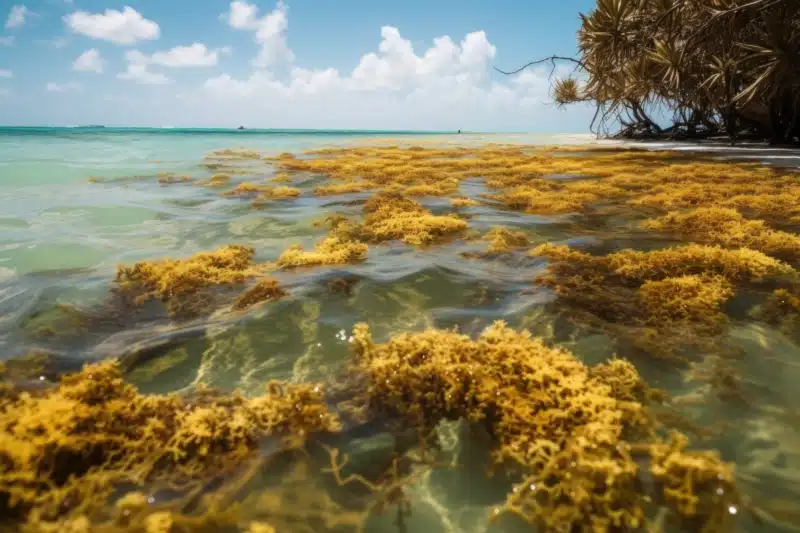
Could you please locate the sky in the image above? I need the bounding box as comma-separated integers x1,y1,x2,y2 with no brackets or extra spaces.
0,0,597,131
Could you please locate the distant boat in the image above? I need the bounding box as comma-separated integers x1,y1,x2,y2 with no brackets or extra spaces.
237,126,245,130
75,125,105,129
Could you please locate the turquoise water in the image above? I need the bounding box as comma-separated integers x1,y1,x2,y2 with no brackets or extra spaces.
2,128,799,533
0,128,590,278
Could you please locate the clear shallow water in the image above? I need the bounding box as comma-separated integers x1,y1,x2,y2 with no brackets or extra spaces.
2,128,800,533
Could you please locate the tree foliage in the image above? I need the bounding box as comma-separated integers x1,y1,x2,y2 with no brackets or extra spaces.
544,0,800,143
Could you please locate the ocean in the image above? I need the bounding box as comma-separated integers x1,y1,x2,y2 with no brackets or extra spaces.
1,126,799,533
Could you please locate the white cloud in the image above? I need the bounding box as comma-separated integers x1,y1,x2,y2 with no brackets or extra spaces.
224,1,292,67
64,6,159,45
0,69,11,78
19,4,592,132
205,26,501,98
348,27,496,91
46,81,82,92
118,51,170,84
0,36,13,45
73,48,105,73
6,5,31,29
197,24,579,131
139,43,222,68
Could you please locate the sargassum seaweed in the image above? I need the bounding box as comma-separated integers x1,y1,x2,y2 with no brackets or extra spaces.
114,245,271,317
350,321,742,533
0,360,339,529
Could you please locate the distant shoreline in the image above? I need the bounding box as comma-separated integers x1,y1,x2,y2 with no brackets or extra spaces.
0,126,472,136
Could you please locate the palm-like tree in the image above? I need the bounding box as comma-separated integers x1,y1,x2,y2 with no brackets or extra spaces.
534,0,799,143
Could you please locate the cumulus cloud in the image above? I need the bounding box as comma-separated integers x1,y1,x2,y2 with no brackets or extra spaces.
117,51,170,84
5,5,31,29
0,36,13,46
348,27,496,91
0,69,11,78
204,25,506,98
23,3,591,131
224,1,292,67
72,48,105,73
117,43,223,85
197,24,575,130
64,6,159,45
139,43,223,68
46,81,82,92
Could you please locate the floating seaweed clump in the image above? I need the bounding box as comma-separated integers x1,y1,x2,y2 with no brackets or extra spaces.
314,181,376,196
756,285,800,342
276,236,368,268
529,243,794,358
232,277,287,310
196,174,233,187
484,227,531,253
251,186,302,205
207,148,263,160
626,167,800,223
114,245,265,316
532,243,792,287
637,275,733,327
350,322,742,533
157,173,193,185
644,208,800,264
268,144,800,225
221,182,272,197
396,180,460,197
359,192,467,245
450,196,480,208
270,172,292,183
489,180,626,214
0,360,338,530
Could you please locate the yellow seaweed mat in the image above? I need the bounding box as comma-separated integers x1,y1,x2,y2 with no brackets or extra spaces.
268,145,800,222
349,322,743,533
1,321,747,533
0,360,339,533
529,242,797,361
114,246,285,317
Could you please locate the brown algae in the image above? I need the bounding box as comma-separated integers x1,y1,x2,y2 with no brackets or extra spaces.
644,208,800,264
483,227,531,253
251,186,302,206
233,278,288,310
272,145,799,226
351,321,742,533
450,196,480,208
14,143,800,532
277,236,368,268
529,243,795,357
359,193,467,245
0,361,338,528
114,245,266,316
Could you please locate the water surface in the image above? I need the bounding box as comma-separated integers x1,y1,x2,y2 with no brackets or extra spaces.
1,127,799,533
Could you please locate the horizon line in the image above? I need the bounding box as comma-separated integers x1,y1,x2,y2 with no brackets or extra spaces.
0,125,593,135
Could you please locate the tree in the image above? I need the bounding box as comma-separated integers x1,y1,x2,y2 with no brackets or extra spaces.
501,0,800,144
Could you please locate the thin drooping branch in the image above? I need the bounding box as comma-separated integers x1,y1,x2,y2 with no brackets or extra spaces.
494,56,587,76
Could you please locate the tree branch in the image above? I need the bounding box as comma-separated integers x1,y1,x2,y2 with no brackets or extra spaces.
494,56,587,76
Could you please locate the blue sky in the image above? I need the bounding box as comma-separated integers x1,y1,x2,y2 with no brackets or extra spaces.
0,1,596,131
